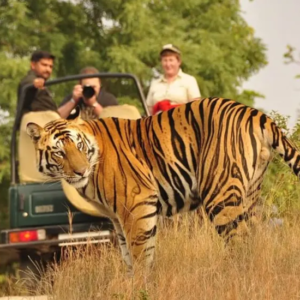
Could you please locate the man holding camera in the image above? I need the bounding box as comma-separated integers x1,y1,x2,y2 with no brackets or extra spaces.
60,67,118,120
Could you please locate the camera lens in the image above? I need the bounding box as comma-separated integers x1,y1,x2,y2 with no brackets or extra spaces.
82,85,95,99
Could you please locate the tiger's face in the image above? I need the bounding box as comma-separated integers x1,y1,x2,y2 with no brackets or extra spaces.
26,118,98,189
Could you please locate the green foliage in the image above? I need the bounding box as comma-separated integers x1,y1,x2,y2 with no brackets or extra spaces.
0,178,9,229
283,44,300,79
0,0,267,185
284,45,300,65
138,289,150,300
0,53,29,181
261,112,300,217
236,89,265,108
112,290,150,300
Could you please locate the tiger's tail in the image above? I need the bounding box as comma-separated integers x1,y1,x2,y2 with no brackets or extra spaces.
264,116,300,177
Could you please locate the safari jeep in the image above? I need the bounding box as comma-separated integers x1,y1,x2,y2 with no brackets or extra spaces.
0,73,149,273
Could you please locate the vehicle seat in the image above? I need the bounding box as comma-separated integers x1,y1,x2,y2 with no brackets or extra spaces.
99,104,142,119
18,111,60,183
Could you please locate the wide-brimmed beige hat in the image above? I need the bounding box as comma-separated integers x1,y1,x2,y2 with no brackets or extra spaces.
160,44,181,56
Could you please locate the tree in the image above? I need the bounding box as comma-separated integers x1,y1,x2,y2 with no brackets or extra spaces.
79,0,267,105
0,1,35,182
284,45,300,79
0,0,267,184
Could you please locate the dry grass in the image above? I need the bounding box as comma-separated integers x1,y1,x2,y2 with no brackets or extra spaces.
10,212,300,300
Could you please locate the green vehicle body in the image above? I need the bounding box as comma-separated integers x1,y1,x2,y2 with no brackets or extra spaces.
8,183,102,228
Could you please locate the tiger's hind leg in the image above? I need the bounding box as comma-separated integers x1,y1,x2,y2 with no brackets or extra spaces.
203,179,250,242
244,149,271,227
208,202,250,242
238,145,271,229
244,177,265,227
204,146,270,242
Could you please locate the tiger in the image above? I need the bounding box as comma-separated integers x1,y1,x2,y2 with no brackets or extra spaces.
26,97,300,270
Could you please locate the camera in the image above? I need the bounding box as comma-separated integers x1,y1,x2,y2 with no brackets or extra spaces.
82,85,96,99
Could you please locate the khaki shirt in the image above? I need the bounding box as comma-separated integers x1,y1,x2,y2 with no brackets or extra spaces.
146,69,201,113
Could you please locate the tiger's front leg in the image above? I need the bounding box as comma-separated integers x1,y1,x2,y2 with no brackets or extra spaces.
112,219,133,270
119,196,159,269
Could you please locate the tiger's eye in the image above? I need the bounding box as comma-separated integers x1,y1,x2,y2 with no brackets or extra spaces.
55,151,64,157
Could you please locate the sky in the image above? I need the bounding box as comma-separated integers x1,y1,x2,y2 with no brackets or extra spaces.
240,0,300,128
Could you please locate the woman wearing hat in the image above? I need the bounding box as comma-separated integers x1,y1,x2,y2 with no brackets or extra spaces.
146,44,201,115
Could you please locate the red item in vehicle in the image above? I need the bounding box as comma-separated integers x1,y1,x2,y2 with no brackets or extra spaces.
152,99,181,115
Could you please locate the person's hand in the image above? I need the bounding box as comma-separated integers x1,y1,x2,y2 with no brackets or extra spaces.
83,95,97,107
83,96,102,116
33,78,45,89
72,84,83,102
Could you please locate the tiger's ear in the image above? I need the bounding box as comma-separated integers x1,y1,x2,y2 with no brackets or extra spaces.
26,122,43,143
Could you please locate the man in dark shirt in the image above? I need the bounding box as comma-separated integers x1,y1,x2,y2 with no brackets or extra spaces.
60,67,118,120
18,50,82,182
18,50,80,123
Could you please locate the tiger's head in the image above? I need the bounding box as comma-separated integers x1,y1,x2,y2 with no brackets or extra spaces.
26,118,98,189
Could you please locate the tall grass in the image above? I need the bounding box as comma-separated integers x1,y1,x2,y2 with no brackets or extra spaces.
11,212,300,300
